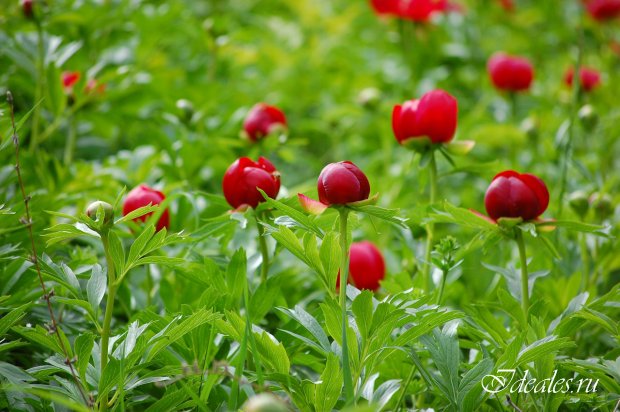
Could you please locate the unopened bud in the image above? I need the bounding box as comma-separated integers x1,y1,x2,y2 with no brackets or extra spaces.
86,201,115,227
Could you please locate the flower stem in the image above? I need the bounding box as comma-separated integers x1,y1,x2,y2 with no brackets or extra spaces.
243,280,264,387
423,150,438,293
30,22,45,151
255,212,269,282
100,231,117,412
436,269,448,306
338,209,354,404
515,229,529,324
63,114,76,166
579,232,590,292
557,25,584,218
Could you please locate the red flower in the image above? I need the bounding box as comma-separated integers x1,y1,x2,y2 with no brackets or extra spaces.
349,241,386,291
62,71,81,92
484,171,549,221
222,157,281,209
498,0,515,11
242,103,287,142
563,67,601,92
85,79,107,95
392,89,458,145
401,0,451,22
22,0,34,18
122,184,170,231
317,161,370,206
369,0,402,15
487,53,534,92
585,0,620,21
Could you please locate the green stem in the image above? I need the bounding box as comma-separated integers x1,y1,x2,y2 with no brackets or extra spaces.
436,269,448,306
30,23,45,151
395,364,416,411
422,151,438,293
243,281,264,387
515,229,529,324
255,212,269,282
63,114,76,166
557,25,584,219
100,231,117,412
579,233,590,292
338,209,354,404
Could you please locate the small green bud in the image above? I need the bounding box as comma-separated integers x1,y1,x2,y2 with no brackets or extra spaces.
568,190,590,219
242,393,289,412
578,105,598,131
589,193,613,221
520,117,538,141
86,201,115,227
176,99,194,122
357,87,381,109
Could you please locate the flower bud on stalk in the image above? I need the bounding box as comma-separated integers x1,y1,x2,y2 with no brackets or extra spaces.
86,201,115,229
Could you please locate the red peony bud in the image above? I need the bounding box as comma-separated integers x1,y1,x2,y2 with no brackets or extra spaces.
585,0,620,21
22,0,34,18
222,157,281,209
62,71,81,92
563,67,601,92
487,53,534,92
484,170,549,221
349,241,386,291
317,161,370,206
498,0,515,11
392,89,458,145
242,103,287,142
401,0,436,21
369,0,402,16
122,184,170,231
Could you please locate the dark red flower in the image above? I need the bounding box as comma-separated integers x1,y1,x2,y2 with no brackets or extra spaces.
123,185,170,231
62,71,81,92
585,0,620,21
369,0,402,15
243,103,287,142
223,157,281,209
349,241,386,291
487,53,534,92
392,89,458,145
400,0,438,22
317,161,370,206
22,0,34,18
484,171,549,221
563,67,601,92
498,0,515,11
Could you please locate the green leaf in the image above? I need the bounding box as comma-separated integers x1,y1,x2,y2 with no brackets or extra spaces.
74,333,94,383
516,336,576,366
535,220,610,237
226,249,247,308
279,305,331,352
314,353,343,412
86,264,106,314
146,309,220,361
107,231,125,277
258,191,324,238
347,204,408,228
127,225,156,268
428,202,497,231
320,232,341,293
115,205,159,225
0,305,29,336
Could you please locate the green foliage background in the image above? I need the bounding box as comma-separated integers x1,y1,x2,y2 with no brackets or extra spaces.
0,0,619,411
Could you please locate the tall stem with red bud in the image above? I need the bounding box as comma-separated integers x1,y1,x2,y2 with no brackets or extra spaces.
422,150,438,293
338,209,354,404
515,229,530,325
